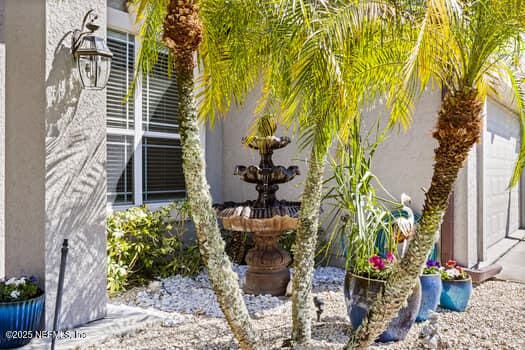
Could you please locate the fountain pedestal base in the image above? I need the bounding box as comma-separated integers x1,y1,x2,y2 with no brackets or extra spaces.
244,231,291,296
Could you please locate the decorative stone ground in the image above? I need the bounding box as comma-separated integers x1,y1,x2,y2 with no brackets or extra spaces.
102,266,525,350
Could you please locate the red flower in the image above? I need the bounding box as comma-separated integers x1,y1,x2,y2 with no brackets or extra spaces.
446,260,456,268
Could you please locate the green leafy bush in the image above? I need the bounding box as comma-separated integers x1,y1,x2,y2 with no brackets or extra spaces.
222,230,252,264
107,201,201,294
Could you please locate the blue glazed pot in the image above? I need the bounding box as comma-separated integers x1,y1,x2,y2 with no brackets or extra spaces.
0,293,45,348
416,274,442,322
440,277,472,312
344,273,421,342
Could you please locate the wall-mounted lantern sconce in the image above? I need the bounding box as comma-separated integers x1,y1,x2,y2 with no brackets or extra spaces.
72,9,113,90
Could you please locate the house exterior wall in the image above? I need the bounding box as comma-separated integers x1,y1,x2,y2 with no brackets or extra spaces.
0,0,5,278
3,0,107,329
219,88,444,263
206,121,224,203
369,90,441,214
454,147,479,267
221,87,308,204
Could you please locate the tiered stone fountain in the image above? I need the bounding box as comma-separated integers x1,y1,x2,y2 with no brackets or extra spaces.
216,129,301,296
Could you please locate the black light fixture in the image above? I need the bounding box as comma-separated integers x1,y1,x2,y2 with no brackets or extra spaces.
72,9,113,90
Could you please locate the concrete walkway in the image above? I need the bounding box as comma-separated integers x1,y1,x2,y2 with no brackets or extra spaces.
23,304,171,350
495,239,525,283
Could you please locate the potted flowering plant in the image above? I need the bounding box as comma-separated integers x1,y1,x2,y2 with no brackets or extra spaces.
0,276,44,348
439,260,472,312
345,251,421,342
326,132,422,342
416,260,443,322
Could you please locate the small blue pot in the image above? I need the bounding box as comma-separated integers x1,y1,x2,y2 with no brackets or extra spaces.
344,273,421,342
440,277,472,312
0,293,45,348
416,274,442,322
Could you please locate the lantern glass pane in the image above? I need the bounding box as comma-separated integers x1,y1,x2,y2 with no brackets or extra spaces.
96,56,112,89
78,55,97,89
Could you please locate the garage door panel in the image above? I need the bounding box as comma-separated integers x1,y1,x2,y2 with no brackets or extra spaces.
485,100,521,247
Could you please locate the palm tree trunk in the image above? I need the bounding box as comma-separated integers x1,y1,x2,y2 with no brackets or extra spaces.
162,2,260,348
292,147,327,344
346,88,483,349
176,61,261,350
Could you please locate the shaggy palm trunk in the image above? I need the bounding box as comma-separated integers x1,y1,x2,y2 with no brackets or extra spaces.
346,88,483,349
292,147,327,344
177,64,260,350
163,1,260,349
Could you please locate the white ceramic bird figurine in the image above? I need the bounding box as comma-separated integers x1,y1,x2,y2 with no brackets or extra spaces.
394,193,415,257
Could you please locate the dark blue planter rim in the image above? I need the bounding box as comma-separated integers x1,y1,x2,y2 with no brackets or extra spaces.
0,291,44,305
441,276,472,283
348,272,388,284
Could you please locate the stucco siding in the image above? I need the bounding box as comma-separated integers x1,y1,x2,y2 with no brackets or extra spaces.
221,88,308,204
370,90,441,214
453,147,479,267
0,0,5,278
4,0,107,329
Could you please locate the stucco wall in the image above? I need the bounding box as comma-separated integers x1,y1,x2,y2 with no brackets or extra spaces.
4,0,107,329
206,121,224,203
219,88,442,265
220,88,308,204
0,0,5,278
453,147,479,267
4,0,47,294
0,0,4,43
369,91,441,214
220,89,441,208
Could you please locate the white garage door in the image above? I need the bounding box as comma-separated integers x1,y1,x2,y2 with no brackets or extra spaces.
485,100,521,247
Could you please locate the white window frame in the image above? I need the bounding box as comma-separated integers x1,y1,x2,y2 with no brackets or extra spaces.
107,8,206,212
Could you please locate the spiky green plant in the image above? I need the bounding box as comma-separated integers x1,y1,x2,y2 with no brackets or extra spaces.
347,0,525,348
322,116,394,277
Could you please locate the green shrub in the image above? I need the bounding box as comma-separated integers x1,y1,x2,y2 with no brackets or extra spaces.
107,201,201,294
222,230,252,264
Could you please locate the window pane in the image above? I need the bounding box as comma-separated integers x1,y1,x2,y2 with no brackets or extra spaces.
107,30,135,130
142,52,179,133
142,137,185,202
107,134,134,204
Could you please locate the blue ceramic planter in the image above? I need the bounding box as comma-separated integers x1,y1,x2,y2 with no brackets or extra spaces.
344,273,421,342
0,293,45,348
416,274,442,322
440,277,472,312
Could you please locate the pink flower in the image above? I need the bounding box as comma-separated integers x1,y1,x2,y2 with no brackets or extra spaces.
369,255,386,270
386,252,396,263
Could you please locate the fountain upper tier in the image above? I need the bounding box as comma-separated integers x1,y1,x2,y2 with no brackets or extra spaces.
234,135,300,209
215,133,301,232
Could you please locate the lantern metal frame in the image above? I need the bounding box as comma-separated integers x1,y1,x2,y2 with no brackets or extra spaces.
72,9,113,90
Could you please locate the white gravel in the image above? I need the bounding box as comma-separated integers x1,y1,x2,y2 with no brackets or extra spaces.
103,267,525,350
115,265,344,320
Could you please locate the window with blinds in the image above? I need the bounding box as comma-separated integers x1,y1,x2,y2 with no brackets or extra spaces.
107,134,134,204
142,137,185,202
107,30,134,130
106,29,185,206
142,52,179,133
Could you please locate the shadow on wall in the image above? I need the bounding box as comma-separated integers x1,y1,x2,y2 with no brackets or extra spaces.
44,32,107,329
